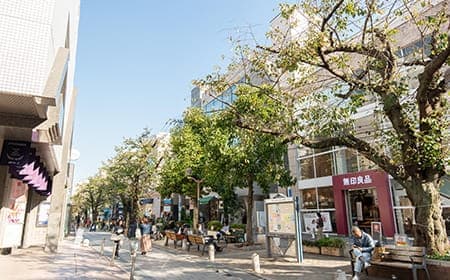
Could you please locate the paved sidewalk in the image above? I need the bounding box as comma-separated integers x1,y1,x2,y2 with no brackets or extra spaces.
148,238,388,280
0,237,127,280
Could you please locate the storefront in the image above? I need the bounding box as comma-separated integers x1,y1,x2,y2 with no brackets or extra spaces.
0,140,53,250
332,170,395,237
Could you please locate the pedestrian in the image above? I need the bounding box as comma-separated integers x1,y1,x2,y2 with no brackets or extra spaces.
350,226,375,280
111,219,125,259
216,222,230,240
316,212,324,239
139,217,152,255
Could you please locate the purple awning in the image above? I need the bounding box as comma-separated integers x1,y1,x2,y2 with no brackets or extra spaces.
1,141,52,196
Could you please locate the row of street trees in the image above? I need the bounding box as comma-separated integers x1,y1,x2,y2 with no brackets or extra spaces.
158,108,294,244
73,129,161,230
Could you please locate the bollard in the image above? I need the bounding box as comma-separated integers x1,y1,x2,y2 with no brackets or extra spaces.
182,238,188,251
208,244,215,262
110,244,117,266
130,253,137,280
100,238,105,255
129,238,139,280
335,269,346,280
252,253,261,273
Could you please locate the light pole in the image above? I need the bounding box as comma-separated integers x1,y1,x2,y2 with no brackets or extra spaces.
185,168,203,233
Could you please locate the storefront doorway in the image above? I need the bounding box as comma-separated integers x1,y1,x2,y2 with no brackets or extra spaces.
332,170,395,237
346,188,380,234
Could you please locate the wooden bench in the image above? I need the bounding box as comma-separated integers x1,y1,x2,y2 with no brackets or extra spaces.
164,231,184,248
187,234,208,255
369,246,430,280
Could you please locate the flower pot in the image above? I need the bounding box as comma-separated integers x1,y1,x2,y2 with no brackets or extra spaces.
303,245,321,254
320,246,344,257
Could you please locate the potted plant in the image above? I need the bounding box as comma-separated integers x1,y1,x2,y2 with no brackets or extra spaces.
316,237,345,257
302,239,321,254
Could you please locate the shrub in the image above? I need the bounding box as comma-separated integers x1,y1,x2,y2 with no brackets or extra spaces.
302,239,319,247
428,252,450,261
316,237,345,248
230,223,246,231
207,220,222,230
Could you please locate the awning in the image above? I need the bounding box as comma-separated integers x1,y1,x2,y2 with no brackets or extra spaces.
0,141,52,196
199,196,216,205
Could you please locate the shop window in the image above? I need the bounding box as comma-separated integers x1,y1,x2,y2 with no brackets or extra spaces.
443,207,450,236
318,187,335,209
300,157,314,179
315,153,333,177
302,210,337,233
301,188,317,209
333,148,358,175
394,208,415,236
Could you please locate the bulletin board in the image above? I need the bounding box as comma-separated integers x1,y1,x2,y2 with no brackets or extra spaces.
265,198,296,237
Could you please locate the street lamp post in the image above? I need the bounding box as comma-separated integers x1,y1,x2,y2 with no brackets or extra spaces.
186,168,203,233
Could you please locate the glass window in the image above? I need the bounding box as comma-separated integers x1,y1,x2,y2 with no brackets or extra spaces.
392,181,412,207
315,153,333,177
359,155,377,171
334,149,358,175
298,146,313,157
442,207,450,236
394,208,415,236
301,210,337,233
301,188,317,209
318,187,335,209
300,157,314,179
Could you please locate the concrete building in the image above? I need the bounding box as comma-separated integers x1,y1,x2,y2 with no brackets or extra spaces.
0,0,80,252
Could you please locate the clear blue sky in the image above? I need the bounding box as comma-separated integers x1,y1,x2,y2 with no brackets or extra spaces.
73,1,293,184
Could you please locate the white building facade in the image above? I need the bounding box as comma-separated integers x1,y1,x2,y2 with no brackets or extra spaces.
0,0,80,251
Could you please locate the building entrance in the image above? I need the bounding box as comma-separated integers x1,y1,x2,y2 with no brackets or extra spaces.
346,188,380,234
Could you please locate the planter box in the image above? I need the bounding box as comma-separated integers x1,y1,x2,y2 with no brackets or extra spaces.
320,246,344,257
303,245,321,254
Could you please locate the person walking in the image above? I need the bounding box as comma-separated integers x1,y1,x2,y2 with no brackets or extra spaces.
350,226,375,280
111,219,125,259
316,212,324,239
139,217,152,255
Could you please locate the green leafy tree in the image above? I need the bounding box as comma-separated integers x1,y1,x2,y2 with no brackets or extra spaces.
72,174,112,223
159,108,294,244
159,109,215,231
212,109,294,244
105,129,160,229
202,1,449,253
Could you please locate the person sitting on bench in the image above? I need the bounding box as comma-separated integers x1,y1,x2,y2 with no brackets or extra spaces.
350,226,375,280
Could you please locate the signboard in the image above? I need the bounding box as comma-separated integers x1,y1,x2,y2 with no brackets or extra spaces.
36,202,51,226
163,206,171,213
1,179,27,248
371,222,382,243
303,212,333,233
265,198,296,236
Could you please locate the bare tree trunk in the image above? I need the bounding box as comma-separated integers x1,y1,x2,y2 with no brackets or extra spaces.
407,180,449,254
246,174,254,245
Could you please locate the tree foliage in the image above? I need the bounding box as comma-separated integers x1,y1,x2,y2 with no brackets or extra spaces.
159,107,294,243
104,129,160,227
72,174,113,223
200,0,449,253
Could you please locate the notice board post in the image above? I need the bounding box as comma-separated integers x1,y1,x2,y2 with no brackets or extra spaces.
264,197,303,263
